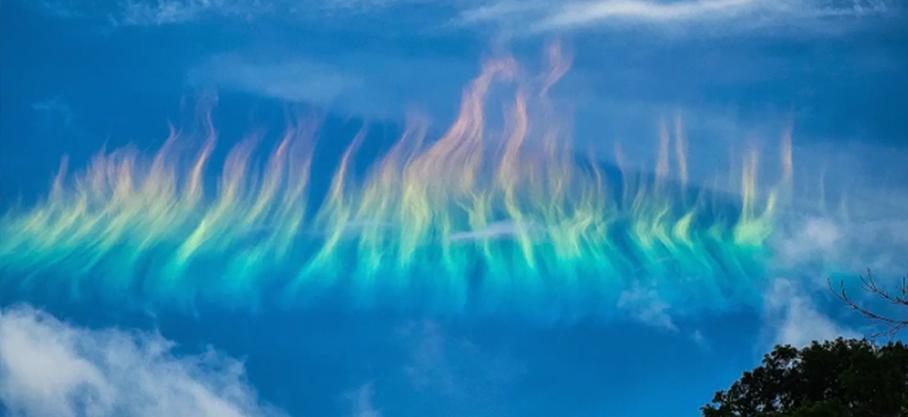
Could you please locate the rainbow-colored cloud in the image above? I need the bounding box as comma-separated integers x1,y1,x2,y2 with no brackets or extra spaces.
0,48,791,317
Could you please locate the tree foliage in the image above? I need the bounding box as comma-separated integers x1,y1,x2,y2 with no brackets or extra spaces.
703,338,908,417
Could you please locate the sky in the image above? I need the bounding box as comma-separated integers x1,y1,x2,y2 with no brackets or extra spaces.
1,1,908,417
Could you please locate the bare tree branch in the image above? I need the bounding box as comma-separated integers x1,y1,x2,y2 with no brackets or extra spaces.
829,270,908,339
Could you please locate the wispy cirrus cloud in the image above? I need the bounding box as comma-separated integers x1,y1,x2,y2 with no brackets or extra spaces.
398,321,525,396
31,0,432,26
187,49,469,118
462,0,755,26
460,0,897,34
536,0,761,30
616,284,678,332
28,0,899,35
114,0,267,26
344,383,382,417
31,0,270,25
188,53,364,106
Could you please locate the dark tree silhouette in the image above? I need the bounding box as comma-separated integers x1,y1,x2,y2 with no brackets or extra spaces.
831,271,908,337
702,338,908,417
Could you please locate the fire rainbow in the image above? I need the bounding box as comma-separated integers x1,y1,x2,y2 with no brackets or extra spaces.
0,48,793,317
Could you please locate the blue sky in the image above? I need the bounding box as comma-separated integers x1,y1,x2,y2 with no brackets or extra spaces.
1,1,908,417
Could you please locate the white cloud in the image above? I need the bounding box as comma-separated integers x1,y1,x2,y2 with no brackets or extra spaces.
401,321,456,393
537,0,759,30
31,0,896,35
189,53,364,107
398,320,524,396
27,0,272,25
32,0,433,26
448,220,545,243
763,278,859,347
344,383,381,417
32,97,75,127
460,0,897,34
775,217,843,266
690,329,709,349
773,214,908,277
187,48,471,119
0,305,284,417
115,0,253,26
616,285,678,331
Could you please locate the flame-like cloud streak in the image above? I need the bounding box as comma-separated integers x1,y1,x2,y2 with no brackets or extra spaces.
0,47,790,317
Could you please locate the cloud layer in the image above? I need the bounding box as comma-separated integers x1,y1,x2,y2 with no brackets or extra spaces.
763,278,858,347
461,0,896,34
31,0,898,33
0,306,284,417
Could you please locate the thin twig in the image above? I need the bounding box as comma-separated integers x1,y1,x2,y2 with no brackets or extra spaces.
828,270,908,339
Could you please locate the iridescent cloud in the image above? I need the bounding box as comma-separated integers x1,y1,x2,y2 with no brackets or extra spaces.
0,46,792,317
